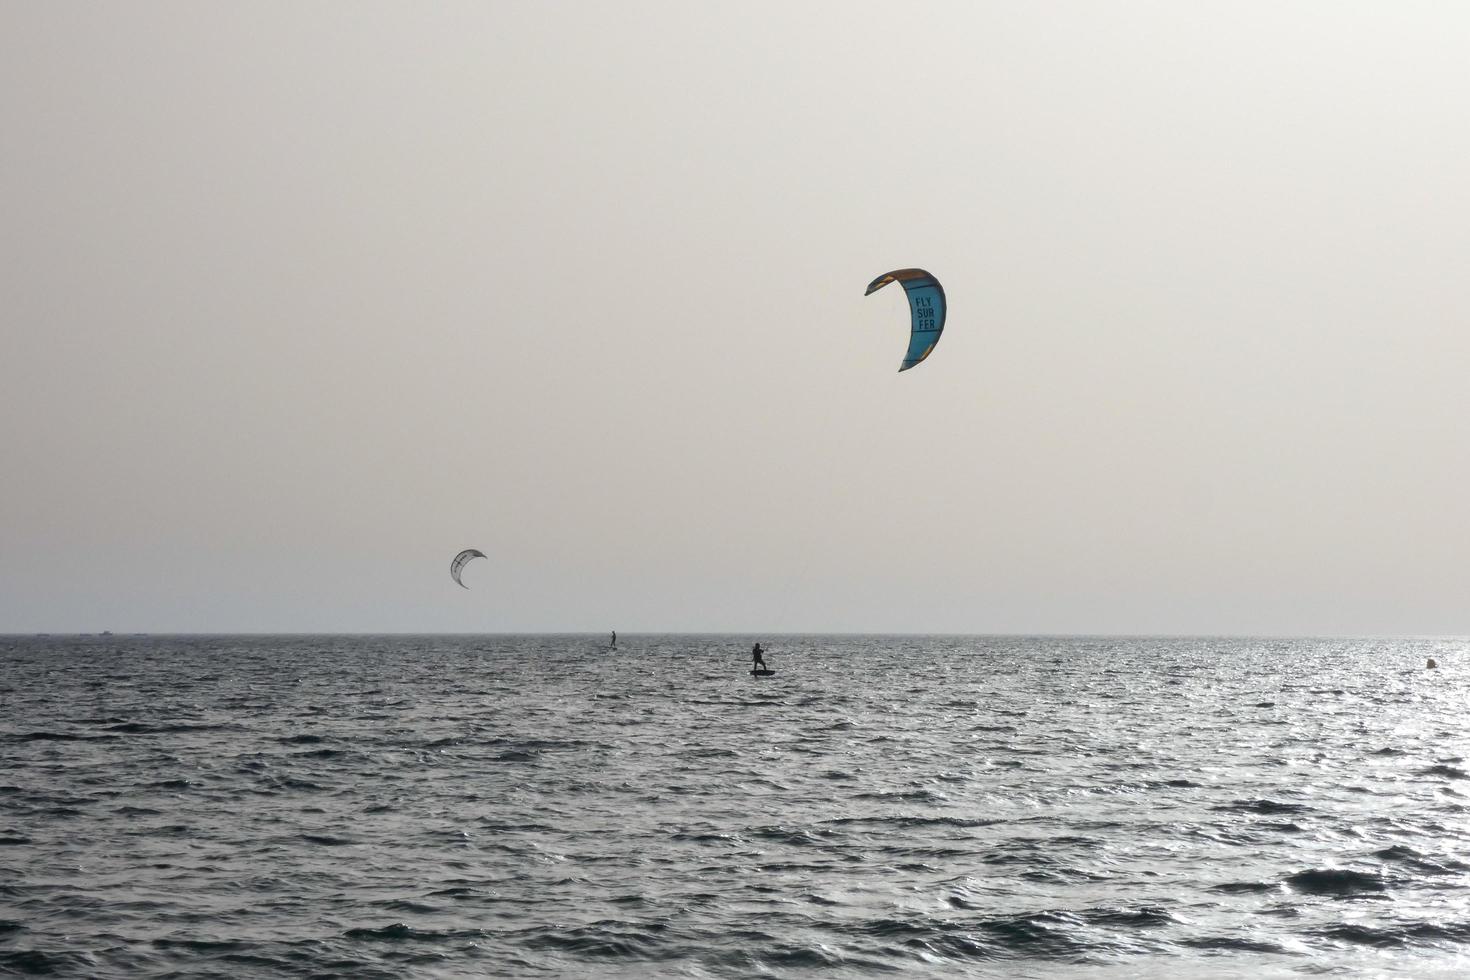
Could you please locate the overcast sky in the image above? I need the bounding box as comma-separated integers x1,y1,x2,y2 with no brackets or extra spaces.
3,3,1468,634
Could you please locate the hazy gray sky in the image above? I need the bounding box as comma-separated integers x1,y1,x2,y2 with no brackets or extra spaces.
3,3,1468,634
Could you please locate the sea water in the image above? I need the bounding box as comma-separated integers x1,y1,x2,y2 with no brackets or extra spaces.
3,634,1469,978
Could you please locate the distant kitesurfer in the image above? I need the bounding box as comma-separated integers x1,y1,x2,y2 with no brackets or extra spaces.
611,631,617,649
752,642,766,671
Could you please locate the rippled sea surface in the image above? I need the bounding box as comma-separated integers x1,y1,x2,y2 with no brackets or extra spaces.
5,635,1470,978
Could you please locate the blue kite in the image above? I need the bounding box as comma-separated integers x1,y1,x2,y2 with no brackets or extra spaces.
864,268,947,372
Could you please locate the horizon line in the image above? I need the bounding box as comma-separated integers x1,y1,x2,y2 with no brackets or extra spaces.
4,630,1468,641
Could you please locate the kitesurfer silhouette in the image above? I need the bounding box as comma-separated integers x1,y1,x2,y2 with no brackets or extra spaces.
752,642,766,671
611,630,617,649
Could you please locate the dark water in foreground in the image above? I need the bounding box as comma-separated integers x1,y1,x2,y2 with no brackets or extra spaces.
4,634,1470,978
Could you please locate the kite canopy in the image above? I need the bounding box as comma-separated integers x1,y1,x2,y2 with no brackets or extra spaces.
864,268,946,371
450,549,486,589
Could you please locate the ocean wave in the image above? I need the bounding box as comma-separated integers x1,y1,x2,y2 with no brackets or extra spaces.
1417,764,1470,780
9,730,118,742
1215,798,1314,815
0,949,100,974
1318,921,1470,948
822,814,1005,829
525,922,668,959
1284,868,1389,897
103,722,242,735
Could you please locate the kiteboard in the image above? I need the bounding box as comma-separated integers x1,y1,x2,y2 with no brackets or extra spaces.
751,669,776,676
